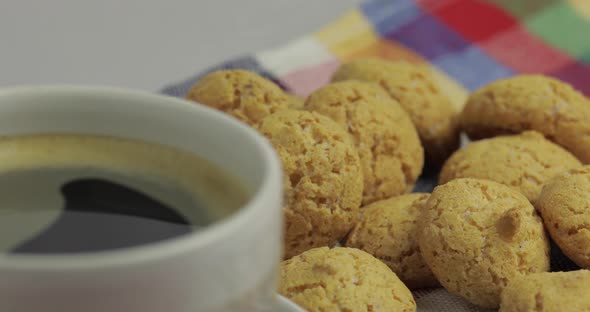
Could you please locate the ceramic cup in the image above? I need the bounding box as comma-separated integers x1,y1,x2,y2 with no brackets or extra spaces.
0,86,284,312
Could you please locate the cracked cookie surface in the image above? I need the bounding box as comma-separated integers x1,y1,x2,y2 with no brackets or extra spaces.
258,110,363,259
332,59,459,166
440,131,581,204
461,74,590,163
186,69,289,126
537,166,590,269
345,193,438,289
279,247,416,312
305,80,423,205
419,178,550,308
500,270,590,312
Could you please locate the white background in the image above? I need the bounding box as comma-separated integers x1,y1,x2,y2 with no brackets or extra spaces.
0,0,359,91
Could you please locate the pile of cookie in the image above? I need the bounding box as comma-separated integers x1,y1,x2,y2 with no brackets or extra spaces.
186,58,590,311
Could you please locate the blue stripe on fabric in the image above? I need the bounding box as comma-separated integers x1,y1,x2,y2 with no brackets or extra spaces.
361,0,423,36
432,46,514,91
386,10,470,60
161,56,283,97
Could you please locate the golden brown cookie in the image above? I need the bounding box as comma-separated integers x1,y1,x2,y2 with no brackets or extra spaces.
305,80,424,205
286,93,305,110
500,270,590,312
258,110,363,259
186,70,289,126
440,131,581,203
279,247,416,312
332,58,459,166
419,178,550,308
345,193,438,289
536,166,590,269
461,74,590,163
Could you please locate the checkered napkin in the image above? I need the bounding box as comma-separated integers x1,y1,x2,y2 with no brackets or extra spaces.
162,0,589,310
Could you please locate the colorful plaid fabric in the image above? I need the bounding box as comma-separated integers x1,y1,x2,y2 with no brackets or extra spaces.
163,0,590,107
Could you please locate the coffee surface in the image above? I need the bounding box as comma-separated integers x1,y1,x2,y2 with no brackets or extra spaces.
0,134,247,254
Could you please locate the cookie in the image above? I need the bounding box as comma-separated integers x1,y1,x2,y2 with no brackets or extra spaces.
345,193,438,289
279,247,416,312
536,166,590,269
286,93,305,110
440,131,581,203
186,70,289,126
419,178,550,308
461,74,590,163
500,270,590,312
305,80,424,205
258,110,363,259
332,58,460,166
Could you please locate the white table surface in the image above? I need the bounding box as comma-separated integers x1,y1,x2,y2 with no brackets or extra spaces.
0,0,360,92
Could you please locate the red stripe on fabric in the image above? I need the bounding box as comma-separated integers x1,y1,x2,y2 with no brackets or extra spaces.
418,0,518,42
480,25,573,73
414,0,460,11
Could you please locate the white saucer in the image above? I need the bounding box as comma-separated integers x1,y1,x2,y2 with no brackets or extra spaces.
277,295,305,311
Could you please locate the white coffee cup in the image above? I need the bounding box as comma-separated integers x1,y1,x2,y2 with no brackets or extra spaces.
0,86,285,312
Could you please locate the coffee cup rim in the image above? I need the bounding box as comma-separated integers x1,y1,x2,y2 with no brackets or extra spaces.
0,85,283,270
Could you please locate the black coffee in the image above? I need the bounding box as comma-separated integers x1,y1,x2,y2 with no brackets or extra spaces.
13,175,195,253
0,134,247,254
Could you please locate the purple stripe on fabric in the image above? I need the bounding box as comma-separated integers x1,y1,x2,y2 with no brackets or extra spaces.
386,9,470,60
549,61,590,96
361,0,422,36
160,56,283,97
432,46,514,90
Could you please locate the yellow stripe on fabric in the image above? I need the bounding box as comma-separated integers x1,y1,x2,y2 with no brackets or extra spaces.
313,8,467,109
314,9,379,59
568,0,590,21
342,39,425,63
428,66,469,112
